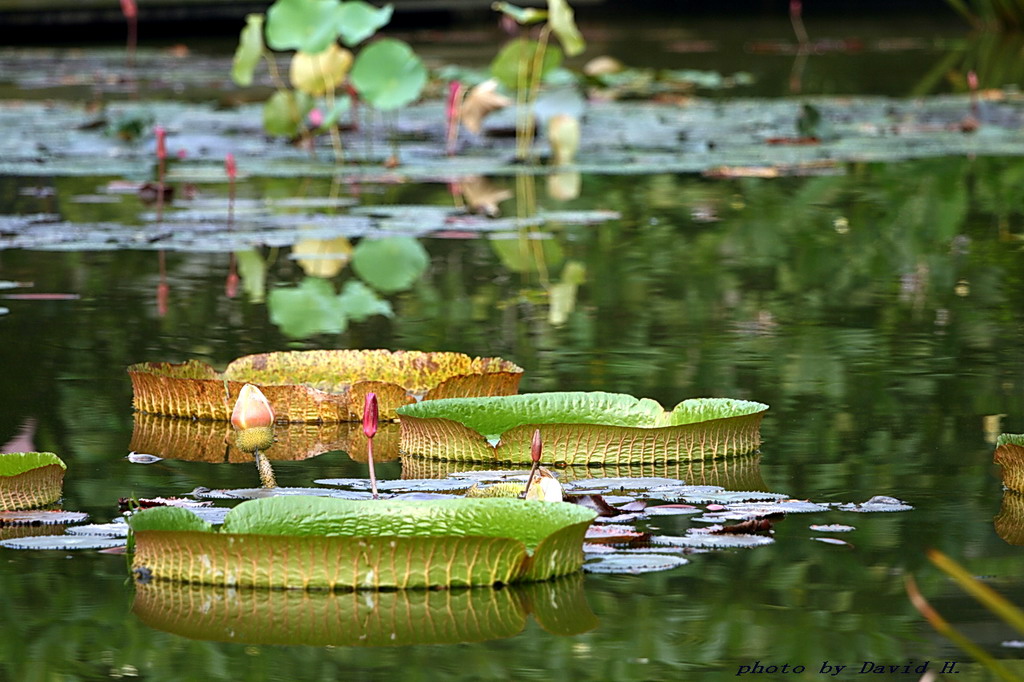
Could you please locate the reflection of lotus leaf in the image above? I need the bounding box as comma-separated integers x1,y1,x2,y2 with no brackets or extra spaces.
398,392,768,464
128,350,523,422
132,573,595,646
0,452,66,511
994,434,1024,493
995,490,1024,546
401,455,767,491
129,496,596,589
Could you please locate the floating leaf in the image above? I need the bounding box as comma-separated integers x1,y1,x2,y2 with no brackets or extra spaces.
397,393,769,464
836,496,913,513
351,236,429,293
335,0,393,47
191,487,372,501
725,500,830,516
651,533,775,549
290,44,353,96
0,510,87,526
547,0,585,57
490,38,563,92
0,452,66,511
130,497,596,588
809,524,855,532
66,523,129,538
231,14,265,87
127,452,162,464
812,537,853,547
129,350,522,422
350,39,427,110
0,534,126,551
265,0,343,54
583,553,689,575
584,524,648,545
262,89,314,138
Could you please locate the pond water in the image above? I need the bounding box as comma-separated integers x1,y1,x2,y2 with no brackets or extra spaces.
1,12,1024,681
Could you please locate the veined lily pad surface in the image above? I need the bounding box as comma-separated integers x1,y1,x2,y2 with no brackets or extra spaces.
129,496,596,589
133,574,596,646
397,392,768,464
0,452,66,511
128,349,523,422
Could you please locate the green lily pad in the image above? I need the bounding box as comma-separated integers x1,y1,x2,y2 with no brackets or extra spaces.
0,452,66,511
491,38,564,92
350,39,427,111
336,1,393,47
266,0,343,54
129,496,596,588
231,14,265,87
351,236,429,293
397,392,768,464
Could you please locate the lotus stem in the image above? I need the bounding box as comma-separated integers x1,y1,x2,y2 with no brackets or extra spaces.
120,0,137,68
521,25,552,161
254,450,277,489
521,428,542,499
364,393,380,499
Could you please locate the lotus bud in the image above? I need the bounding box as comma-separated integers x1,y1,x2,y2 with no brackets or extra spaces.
967,70,978,93
582,55,623,78
225,153,237,181
531,428,542,463
155,126,167,161
547,114,580,166
231,384,274,430
446,81,464,155
363,392,379,439
120,0,136,20
525,467,563,503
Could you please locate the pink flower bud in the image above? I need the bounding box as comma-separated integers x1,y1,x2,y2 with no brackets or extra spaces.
155,126,167,161
231,384,275,429
120,0,137,20
308,108,324,128
531,428,542,463
967,70,979,92
363,392,379,439
225,153,237,181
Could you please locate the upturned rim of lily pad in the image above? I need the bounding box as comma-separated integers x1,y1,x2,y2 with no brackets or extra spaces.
0,452,66,511
397,392,768,464
128,349,523,422
995,433,1024,493
132,573,596,646
129,496,596,589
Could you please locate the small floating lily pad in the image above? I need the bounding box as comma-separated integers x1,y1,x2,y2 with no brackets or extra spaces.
809,524,855,532
650,533,775,549
191,487,373,501
0,534,127,551
129,350,523,422
129,496,596,589
583,553,689,575
66,523,130,538
725,501,831,515
0,510,87,526
836,496,913,513
398,392,768,464
812,537,853,547
0,452,66,511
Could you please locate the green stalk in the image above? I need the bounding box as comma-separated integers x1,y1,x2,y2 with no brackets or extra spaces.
521,25,552,161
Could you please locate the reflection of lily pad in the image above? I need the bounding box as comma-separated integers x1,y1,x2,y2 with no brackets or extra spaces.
995,434,1024,493
351,236,429,293
132,573,595,646
397,392,768,464
0,452,66,511
995,490,1024,546
128,350,523,422
268,277,392,338
129,413,355,463
130,496,596,588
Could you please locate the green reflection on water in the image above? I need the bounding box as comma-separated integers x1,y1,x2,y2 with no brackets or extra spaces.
0,156,1023,679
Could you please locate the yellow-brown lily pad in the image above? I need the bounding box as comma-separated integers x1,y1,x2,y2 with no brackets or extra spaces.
994,434,1024,493
995,490,1024,546
0,452,66,511
397,393,768,464
132,573,596,646
128,350,523,422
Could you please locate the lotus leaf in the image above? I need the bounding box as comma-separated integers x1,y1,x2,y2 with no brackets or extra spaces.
351,236,429,293
491,38,564,92
0,452,66,511
129,496,596,588
128,349,523,422
397,392,768,464
132,573,594,645
350,39,427,110
230,14,264,87
265,0,343,54
262,89,314,138
995,433,1024,493
335,1,393,47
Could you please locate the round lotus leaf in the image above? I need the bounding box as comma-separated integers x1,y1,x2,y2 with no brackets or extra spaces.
290,44,353,97
335,0,393,47
262,89,313,138
352,236,429,293
350,38,427,110
490,38,563,92
265,0,343,54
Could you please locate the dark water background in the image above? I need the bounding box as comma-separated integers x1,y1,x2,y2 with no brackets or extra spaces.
0,11,1023,681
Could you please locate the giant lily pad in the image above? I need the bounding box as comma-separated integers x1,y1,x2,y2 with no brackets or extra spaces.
132,573,595,645
994,434,1024,493
397,393,768,464
130,496,595,589
0,452,66,511
128,350,523,422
